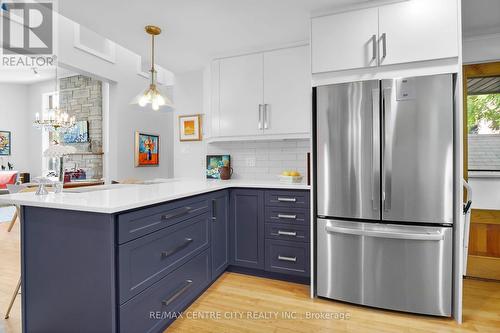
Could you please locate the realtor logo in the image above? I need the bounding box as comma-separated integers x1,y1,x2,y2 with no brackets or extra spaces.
1,2,53,55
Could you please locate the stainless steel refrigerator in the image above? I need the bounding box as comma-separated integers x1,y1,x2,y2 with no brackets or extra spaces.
315,74,454,317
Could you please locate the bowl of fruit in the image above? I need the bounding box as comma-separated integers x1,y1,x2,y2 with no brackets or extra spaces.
279,170,303,183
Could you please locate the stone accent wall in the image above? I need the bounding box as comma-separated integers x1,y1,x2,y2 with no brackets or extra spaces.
59,75,103,180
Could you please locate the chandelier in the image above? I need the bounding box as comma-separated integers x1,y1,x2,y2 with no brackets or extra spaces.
33,68,76,132
132,25,173,111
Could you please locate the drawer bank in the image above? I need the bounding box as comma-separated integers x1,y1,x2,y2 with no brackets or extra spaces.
20,188,310,333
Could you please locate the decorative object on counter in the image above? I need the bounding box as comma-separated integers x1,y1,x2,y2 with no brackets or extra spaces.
43,144,77,187
132,25,174,111
7,162,13,170
0,131,11,155
62,120,88,143
219,166,233,180
135,132,159,167
179,114,202,141
279,170,303,183
64,168,87,183
18,172,30,183
206,155,231,179
33,67,76,132
33,177,51,196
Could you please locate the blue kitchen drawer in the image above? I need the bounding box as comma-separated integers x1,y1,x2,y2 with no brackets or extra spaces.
117,195,209,244
265,190,310,208
265,239,310,277
265,223,310,243
119,249,211,333
118,213,210,303
265,206,310,225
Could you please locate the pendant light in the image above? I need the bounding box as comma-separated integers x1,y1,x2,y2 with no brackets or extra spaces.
134,25,173,111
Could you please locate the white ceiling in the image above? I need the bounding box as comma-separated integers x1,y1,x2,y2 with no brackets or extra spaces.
462,0,500,37
0,67,78,84
57,0,371,74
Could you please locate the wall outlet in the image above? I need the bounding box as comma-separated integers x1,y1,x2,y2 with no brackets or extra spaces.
245,157,256,167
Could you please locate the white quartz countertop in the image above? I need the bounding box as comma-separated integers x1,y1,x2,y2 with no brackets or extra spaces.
0,179,310,214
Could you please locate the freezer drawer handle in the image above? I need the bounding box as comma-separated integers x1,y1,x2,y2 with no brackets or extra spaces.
277,197,296,202
161,279,193,306
277,230,297,237
277,214,297,220
278,255,297,262
325,225,444,241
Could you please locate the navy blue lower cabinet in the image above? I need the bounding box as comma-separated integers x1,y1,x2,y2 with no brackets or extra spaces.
230,189,265,269
265,239,310,277
119,249,211,333
118,213,210,303
210,190,230,279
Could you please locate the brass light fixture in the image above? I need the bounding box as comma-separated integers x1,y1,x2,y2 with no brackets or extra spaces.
134,25,173,111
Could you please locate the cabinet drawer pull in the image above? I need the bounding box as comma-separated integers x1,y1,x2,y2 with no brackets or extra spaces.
277,230,297,237
277,197,296,202
161,279,193,306
277,213,297,220
161,238,193,258
278,255,297,263
161,206,192,221
211,199,217,221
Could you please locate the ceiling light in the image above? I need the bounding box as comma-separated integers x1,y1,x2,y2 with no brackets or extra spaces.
132,25,173,111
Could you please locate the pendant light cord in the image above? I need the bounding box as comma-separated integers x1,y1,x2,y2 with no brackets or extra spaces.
150,34,155,85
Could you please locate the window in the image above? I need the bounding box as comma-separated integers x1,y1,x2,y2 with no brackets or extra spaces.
467,76,500,173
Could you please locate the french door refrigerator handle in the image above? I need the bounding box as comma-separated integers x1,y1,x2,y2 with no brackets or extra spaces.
383,88,392,212
258,104,263,129
325,225,444,241
372,88,380,211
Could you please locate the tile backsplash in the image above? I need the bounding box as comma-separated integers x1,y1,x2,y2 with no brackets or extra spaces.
207,139,311,180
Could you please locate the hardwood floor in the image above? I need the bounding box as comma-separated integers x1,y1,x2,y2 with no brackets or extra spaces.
0,219,498,333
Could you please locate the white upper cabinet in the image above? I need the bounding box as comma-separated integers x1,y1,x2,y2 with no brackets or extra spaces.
263,46,310,135
211,45,311,140
378,0,459,66
311,7,379,73
311,0,459,74
218,53,264,137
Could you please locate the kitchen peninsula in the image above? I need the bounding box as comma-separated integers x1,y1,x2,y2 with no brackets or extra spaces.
0,179,310,333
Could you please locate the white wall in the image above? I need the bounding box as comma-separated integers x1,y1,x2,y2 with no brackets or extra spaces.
173,71,206,179
463,33,500,64
0,84,29,172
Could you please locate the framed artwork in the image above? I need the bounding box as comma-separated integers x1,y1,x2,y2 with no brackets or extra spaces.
135,132,159,167
179,114,202,141
63,120,89,143
0,131,11,156
206,155,230,179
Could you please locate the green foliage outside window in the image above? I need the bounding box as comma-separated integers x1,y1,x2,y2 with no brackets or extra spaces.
467,93,500,134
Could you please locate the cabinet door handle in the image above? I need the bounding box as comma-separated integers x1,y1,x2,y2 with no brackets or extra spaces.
263,104,269,129
258,104,263,129
380,33,387,60
161,238,193,258
371,34,377,61
277,230,297,237
277,197,296,202
161,206,191,221
161,279,193,306
278,255,297,262
211,199,216,221
277,214,297,220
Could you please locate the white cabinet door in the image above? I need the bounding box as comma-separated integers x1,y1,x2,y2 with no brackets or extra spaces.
263,46,310,135
378,0,459,66
219,53,263,137
311,7,379,73
210,60,220,138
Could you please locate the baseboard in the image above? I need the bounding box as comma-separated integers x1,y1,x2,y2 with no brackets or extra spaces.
226,265,310,285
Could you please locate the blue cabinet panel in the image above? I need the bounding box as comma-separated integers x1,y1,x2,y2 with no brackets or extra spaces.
230,189,265,269
119,213,210,303
265,206,310,225
265,239,310,277
210,190,230,279
265,190,310,208
265,223,310,243
119,249,211,333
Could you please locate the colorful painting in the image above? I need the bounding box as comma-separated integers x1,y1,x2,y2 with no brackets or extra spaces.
179,114,202,141
0,131,11,156
135,132,159,167
63,120,89,143
206,155,230,179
